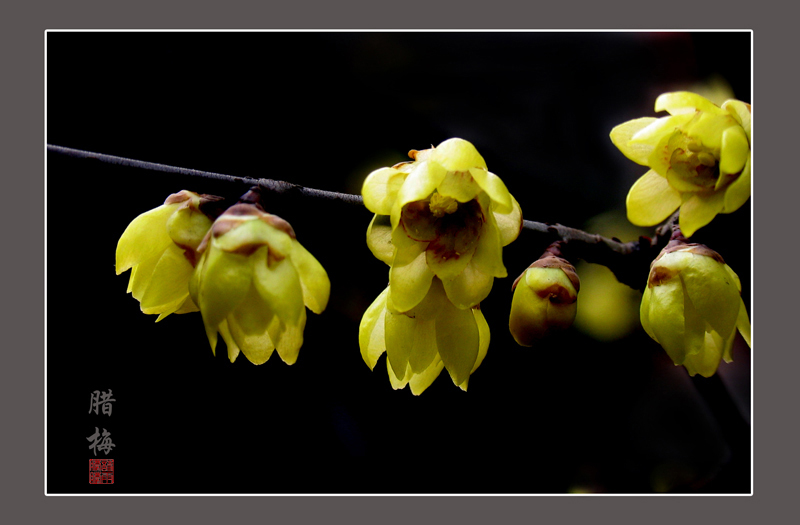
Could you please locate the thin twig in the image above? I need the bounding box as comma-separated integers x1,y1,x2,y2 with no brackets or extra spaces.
47,144,363,206
47,144,262,187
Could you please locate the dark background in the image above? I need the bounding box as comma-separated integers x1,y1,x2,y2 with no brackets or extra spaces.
46,31,752,494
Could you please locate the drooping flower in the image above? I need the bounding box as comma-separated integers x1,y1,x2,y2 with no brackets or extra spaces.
509,254,580,346
362,138,523,313
640,242,751,377
358,278,489,395
189,203,330,365
611,92,751,237
116,190,219,321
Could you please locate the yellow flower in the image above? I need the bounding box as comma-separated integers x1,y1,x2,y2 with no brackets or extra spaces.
611,92,751,237
116,190,217,321
358,278,489,395
362,138,523,312
640,243,751,377
189,204,330,365
509,255,580,346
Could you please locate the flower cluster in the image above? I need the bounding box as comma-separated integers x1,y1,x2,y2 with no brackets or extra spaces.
611,92,751,237
116,192,329,365
116,120,752,388
359,138,522,393
640,241,751,377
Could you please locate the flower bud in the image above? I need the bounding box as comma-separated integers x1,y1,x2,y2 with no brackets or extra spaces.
640,243,751,377
116,190,219,321
189,204,330,365
509,255,580,346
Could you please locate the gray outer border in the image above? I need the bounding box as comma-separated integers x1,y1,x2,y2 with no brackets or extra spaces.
9,0,790,523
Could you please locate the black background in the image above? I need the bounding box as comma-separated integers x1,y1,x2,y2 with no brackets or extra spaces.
46,31,752,493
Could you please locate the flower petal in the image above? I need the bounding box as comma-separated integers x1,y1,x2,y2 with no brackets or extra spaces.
493,195,523,247
172,295,199,314
128,255,160,302
509,277,550,346
431,138,488,171
198,249,252,336
631,114,693,154
409,357,445,395
214,217,293,257
736,298,751,348
680,255,740,338
218,319,241,363
645,279,687,365
723,264,742,292
366,215,394,265
140,244,194,312
358,288,389,370
682,331,723,377
231,285,275,336
253,248,305,326
655,92,725,116
610,117,660,165
389,228,435,313
408,319,438,374
440,214,508,310
626,170,682,226
387,357,410,391
362,167,406,215
288,239,330,314
385,310,416,380
719,125,749,176
273,309,306,365
471,212,507,278
645,129,675,178
684,112,736,153
666,162,708,193
441,259,495,310
228,289,277,365
196,247,253,334
722,100,751,143
678,190,725,237
722,156,751,213
680,276,709,360
639,287,656,341
469,168,512,213
435,298,480,387
390,160,446,230
153,295,195,322
436,169,482,203
471,307,490,374
115,203,177,274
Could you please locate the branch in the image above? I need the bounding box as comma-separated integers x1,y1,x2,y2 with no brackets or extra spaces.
46,144,363,206
520,216,678,291
47,144,673,289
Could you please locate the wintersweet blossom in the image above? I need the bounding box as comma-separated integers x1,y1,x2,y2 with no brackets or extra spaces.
116,190,218,321
640,242,751,377
360,138,517,393
611,92,751,237
189,204,330,365
362,138,523,312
